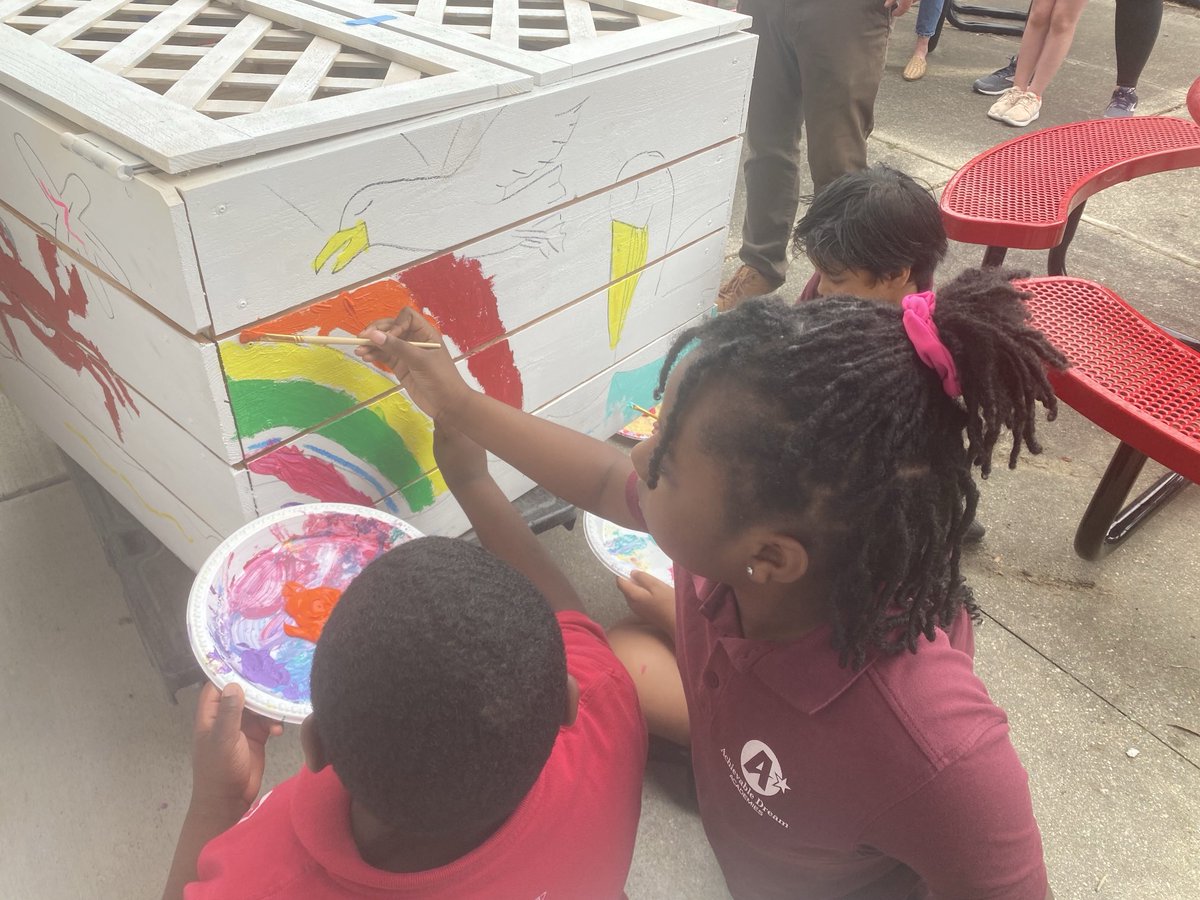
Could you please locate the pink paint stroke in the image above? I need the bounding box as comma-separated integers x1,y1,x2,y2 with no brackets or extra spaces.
36,178,85,247
248,445,375,508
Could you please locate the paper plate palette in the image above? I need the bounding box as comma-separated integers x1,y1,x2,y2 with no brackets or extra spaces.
188,504,423,723
583,512,674,586
617,406,659,441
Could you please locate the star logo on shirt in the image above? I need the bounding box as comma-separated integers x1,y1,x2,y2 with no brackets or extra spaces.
740,740,789,797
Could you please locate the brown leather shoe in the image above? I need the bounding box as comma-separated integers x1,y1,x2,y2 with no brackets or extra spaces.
716,265,783,312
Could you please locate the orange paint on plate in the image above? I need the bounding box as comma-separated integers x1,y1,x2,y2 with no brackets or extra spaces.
282,581,343,644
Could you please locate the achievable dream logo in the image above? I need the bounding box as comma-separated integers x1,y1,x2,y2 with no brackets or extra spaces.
741,740,791,797
721,741,791,829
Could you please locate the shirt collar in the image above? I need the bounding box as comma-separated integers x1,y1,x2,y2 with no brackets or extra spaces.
691,577,877,715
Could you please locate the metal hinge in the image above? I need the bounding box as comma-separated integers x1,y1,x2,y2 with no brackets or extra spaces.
59,132,154,181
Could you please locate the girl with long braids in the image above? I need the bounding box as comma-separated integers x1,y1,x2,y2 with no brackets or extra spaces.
358,267,1063,898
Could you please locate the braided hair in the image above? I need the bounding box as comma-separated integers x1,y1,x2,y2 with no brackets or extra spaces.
650,267,1067,668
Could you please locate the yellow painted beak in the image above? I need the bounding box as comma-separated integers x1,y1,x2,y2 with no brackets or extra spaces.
313,220,370,274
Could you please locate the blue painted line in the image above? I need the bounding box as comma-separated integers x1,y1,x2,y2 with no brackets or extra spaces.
247,436,403,514
248,437,283,452
344,14,397,25
299,443,402,514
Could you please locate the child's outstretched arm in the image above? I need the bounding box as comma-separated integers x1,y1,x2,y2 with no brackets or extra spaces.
359,309,639,529
434,422,584,613
163,683,282,900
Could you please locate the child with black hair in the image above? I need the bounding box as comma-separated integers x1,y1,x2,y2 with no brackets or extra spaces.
164,427,647,899
787,165,997,544
791,164,949,305
359,265,1063,898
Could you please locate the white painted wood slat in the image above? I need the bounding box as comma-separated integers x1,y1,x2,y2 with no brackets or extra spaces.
0,0,44,20
412,0,444,21
383,60,423,84
261,34,341,109
229,68,502,139
0,25,241,172
488,0,518,47
29,0,128,46
230,0,487,74
551,0,595,38
92,0,213,74
162,14,273,107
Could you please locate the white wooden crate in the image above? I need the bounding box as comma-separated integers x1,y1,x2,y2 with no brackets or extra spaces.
180,33,755,332
0,0,755,565
0,0,531,171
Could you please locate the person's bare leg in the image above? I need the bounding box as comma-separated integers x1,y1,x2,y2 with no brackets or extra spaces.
608,619,690,747
1011,0,1054,90
1027,0,1088,96
912,34,931,59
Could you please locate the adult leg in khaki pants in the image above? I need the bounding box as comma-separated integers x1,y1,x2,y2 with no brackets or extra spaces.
721,0,892,309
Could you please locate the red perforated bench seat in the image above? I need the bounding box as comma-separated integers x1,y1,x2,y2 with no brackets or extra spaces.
941,116,1200,250
1019,276,1200,483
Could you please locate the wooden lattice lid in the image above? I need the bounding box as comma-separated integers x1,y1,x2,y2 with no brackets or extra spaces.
302,0,749,83
0,0,531,171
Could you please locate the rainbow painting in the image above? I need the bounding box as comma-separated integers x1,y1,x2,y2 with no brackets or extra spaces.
188,504,423,722
221,253,524,513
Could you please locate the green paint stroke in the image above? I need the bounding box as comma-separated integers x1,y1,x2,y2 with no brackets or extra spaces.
228,378,355,439
228,379,435,510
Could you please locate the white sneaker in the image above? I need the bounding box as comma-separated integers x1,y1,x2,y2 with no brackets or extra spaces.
986,88,1024,121
997,91,1041,127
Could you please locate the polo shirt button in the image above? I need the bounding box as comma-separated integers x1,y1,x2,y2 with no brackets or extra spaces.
704,670,720,689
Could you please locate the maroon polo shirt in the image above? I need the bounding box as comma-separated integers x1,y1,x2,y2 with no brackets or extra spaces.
628,478,1048,899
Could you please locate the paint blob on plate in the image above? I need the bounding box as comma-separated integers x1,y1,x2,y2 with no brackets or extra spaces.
618,405,659,442
583,512,674,586
188,504,422,723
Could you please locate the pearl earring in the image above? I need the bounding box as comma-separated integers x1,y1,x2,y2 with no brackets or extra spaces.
746,566,754,577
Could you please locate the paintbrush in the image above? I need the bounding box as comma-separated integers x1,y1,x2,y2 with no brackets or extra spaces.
629,403,659,420
253,332,442,350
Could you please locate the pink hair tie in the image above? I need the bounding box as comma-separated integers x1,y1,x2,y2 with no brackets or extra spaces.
901,291,962,399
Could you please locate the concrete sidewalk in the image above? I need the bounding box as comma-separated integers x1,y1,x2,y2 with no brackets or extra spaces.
1,2,1198,897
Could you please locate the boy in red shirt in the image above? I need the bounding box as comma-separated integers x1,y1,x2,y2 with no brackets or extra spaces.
163,426,647,899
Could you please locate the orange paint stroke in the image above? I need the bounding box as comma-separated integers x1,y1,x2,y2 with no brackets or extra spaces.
282,581,343,644
240,279,438,354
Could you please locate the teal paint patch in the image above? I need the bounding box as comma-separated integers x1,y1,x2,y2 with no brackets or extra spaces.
606,356,666,421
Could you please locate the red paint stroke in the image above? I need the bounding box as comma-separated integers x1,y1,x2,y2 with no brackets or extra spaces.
36,178,85,247
282,581,342,644
248,444,375,507
398,254,523,408
0,225,137,437
241,253,524,408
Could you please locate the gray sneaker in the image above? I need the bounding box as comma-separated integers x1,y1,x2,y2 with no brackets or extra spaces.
1104,86,1139,118
973,56,1017,95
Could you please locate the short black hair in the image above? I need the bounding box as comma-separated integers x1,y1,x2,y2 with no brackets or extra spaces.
310,536,566,834
792,165,948,291
650,267,1067,668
